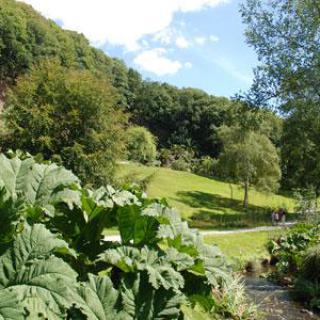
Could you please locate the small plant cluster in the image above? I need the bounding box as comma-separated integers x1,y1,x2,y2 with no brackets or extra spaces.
293,188,319,222
0,152,256,319
159,145,219,177
267,224,320,309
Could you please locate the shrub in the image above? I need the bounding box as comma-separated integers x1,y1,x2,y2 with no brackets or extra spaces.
293,278,320,309
267,224,317,273
268,223,320,310
171,158,191,171
293,188,319,222
292,248,320,310
193,156,218,177
1,59,127,186
0,152,256,319
301,244,320,281
126,126,157,164
160,145,195,171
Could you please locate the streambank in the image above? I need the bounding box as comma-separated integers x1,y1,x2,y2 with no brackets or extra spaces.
244,272,319,320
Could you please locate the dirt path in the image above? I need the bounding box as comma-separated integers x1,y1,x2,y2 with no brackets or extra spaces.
201,222,295,236
104,222,295,242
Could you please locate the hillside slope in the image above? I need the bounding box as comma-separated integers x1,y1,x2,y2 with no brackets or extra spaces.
117,163,296,229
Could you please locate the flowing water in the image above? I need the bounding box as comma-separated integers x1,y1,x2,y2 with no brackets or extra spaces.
244,272,320,320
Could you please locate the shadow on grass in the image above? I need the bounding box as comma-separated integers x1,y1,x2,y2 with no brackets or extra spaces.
175,191,293,229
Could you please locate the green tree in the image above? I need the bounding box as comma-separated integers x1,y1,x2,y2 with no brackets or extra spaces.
1,60,127,185
241,0,320,192
126,126,157,164
241,0,320,105
218,126,281,208
281,102,320,193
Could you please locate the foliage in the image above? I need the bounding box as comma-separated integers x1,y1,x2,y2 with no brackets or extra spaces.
126,126,157,164
267,223,320,309
241,0,320,106
193,156,219,177
0,0,283,176
281,104,320,193
292,244,320,310
293,278,320,310
267,224,317,274
160,145,195,171
293,188,318,222
218,126,281,207
241,0,320,192
0,152,256,319
0,223,83,319
0,0,121,92
1,60,127,186
301,245,320,281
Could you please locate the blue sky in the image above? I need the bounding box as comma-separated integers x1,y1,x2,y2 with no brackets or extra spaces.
21,0,258,98
106,0,257,97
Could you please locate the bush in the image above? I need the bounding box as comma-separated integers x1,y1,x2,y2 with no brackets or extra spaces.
293,188,318,222
268,223,320,310
193,156,218,177
1,59,127,186
126,126,157,164
160,145,195,171
301,244,320,281
171,158,191,171
293,278,320,309
292,246,320,309
0,152,256,319
267,224,317,273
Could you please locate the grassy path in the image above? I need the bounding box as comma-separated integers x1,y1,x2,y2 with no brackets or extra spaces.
201,222,295,235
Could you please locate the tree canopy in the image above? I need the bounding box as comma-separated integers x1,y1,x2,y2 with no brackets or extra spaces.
218,126,281,207
0,0,286,191
241,0,320,107
241,0,320,192
126,126,157,164
1,60,127,185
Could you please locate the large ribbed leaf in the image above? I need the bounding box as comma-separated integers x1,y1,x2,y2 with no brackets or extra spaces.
102,246,184,291
120,273,183,320
78,274,124,320
0,154,81,216
0,289,24,320
117,205,159,245
0,224,83,319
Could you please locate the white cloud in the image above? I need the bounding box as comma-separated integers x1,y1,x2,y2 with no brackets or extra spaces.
153,28,174,45
195,37,207,45
175,36,190,48
209,35,219,43
185,62,193,68
134,48,182,76
19,0,228,50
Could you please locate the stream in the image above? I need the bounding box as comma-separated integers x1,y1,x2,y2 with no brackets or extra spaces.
244,272,319,320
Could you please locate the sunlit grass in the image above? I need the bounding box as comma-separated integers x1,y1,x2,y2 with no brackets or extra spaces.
117,162,296,229
204,229,285,261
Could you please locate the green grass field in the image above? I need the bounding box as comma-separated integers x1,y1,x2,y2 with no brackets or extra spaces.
204,230,284,261
117,162,296,229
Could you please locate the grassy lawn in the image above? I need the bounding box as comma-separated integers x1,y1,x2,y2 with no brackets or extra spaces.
204,230,285,261
117,162,296,229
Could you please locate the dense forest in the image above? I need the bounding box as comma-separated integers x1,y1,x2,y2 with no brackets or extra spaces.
1,0,319,204
0,0,283,195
